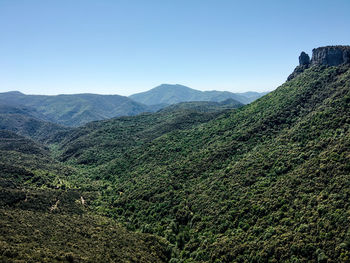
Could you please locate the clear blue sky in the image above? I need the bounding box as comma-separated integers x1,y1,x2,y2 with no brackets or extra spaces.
0,0,349,96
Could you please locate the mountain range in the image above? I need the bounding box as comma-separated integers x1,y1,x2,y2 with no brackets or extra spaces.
0,86,265,127
0,91,156,127
1,45,350,262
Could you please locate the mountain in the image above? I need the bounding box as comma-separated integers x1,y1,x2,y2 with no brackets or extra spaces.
129,84,267,105
58,46,350,262
0,87,257,127
0,91,156,127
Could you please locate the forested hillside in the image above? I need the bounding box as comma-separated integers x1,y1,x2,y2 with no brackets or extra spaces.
58,105,238,166
59,63,350,262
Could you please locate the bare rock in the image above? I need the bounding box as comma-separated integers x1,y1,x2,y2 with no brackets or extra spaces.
299,52,310,66
311,46,350,66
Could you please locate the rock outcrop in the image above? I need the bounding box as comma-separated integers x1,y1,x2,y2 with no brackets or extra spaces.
311,46,350,66
288,45,350,81
299,52,310,66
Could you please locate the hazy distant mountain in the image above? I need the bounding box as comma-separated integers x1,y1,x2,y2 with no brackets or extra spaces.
0,88,264,127
0,91,155,127
129,84,268,105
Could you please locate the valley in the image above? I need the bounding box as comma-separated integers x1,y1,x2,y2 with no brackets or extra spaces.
1,46,350,262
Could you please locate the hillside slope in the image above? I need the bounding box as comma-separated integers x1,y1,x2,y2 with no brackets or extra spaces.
58,107,234,166
129,84,266,105
61,62,350,262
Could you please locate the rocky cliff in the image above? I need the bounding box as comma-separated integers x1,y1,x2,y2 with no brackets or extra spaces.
288,45,350,81
311,46,350,66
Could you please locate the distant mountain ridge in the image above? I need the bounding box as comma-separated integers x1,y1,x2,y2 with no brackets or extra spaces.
0,85,266,127
129,84,268,105
0,91,155,127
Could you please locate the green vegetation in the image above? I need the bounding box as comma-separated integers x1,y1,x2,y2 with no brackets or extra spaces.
59,107,232,166
1,64,350,262
0,208,170,263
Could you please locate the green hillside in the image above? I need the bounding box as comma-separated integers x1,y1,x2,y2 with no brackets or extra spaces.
58,106,232,166
129,84,266,105
60,64,350,262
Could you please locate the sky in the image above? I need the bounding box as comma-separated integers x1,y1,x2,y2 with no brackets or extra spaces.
0,0,350,96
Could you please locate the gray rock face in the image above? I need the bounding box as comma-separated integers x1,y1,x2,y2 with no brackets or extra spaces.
311,46,350,66
288,46,350,81
299,52,310,66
